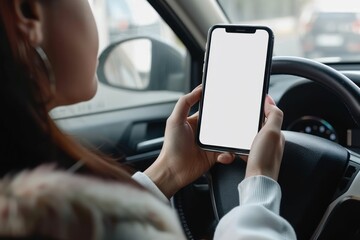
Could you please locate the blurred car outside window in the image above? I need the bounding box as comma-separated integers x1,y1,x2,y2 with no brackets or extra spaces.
218,0,360,62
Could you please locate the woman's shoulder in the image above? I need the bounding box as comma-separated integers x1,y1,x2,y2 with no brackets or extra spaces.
0,165,185,240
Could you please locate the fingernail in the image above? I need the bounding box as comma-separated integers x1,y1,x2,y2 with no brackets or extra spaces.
194,84,202,90
266,95,276,105
193,85,202,93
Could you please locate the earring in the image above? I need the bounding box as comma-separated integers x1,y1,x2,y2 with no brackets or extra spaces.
34,47,56,95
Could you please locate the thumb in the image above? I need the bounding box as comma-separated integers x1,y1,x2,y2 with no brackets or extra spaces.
168,85,202,124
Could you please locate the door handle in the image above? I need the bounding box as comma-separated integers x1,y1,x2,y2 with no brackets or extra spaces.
136,137,164,152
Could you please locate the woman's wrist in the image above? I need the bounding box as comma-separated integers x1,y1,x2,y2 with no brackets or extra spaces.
144,156,179,199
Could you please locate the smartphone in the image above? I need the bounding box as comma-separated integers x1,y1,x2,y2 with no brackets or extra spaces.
197,24,274,154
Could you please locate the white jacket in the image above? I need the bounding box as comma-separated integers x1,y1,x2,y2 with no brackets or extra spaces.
134,172,297,240
213,176,297,240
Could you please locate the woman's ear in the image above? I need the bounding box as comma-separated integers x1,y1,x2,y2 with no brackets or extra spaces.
13,0,44,46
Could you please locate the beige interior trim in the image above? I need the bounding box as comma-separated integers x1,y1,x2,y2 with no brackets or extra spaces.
165,0,228,50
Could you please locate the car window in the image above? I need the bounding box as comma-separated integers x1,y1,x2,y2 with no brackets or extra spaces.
50,0,189,119
217,0,360,62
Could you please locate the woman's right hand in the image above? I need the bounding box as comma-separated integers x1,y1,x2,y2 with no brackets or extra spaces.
243,95,285,181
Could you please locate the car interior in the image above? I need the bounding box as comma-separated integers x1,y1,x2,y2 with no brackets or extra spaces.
50,0,360,239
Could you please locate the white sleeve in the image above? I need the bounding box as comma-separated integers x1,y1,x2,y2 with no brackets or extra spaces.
214,175,297,240
132,171,169,203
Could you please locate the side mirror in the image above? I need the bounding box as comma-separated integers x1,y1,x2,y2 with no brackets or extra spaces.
97,37,187,91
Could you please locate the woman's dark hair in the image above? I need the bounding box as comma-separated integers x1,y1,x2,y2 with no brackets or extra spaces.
0,0,134,181
0,4,52,175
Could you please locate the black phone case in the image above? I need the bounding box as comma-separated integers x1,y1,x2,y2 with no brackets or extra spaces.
197,24,274,155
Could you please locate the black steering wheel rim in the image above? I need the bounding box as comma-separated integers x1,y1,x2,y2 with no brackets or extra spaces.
208,56,360,240
272,56,360,125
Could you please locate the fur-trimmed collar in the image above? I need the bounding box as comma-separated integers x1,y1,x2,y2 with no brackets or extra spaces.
0,166,186,240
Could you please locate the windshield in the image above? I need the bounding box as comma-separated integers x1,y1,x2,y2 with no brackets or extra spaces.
217,0,360,63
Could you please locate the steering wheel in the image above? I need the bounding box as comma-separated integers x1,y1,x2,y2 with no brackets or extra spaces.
209,56,360,240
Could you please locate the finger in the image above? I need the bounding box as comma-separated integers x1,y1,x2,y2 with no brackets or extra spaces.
188,111,199,120
239,154,248,162
193,84,203,91
264,95,276,117
262,95,276,126
265,94,276,106
217,152,235,164
187,111,199,128
264,98,283,130
265,105,283,130
169,85,202,123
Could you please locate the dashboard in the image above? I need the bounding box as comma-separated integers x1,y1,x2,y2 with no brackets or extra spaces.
268,67,360,152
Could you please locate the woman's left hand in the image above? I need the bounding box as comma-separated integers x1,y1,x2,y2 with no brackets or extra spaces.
144,85,235,198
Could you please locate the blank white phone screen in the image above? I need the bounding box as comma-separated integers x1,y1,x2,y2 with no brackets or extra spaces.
199,27,270,151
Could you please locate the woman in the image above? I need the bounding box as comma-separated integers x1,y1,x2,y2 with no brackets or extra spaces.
0,0,296,239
